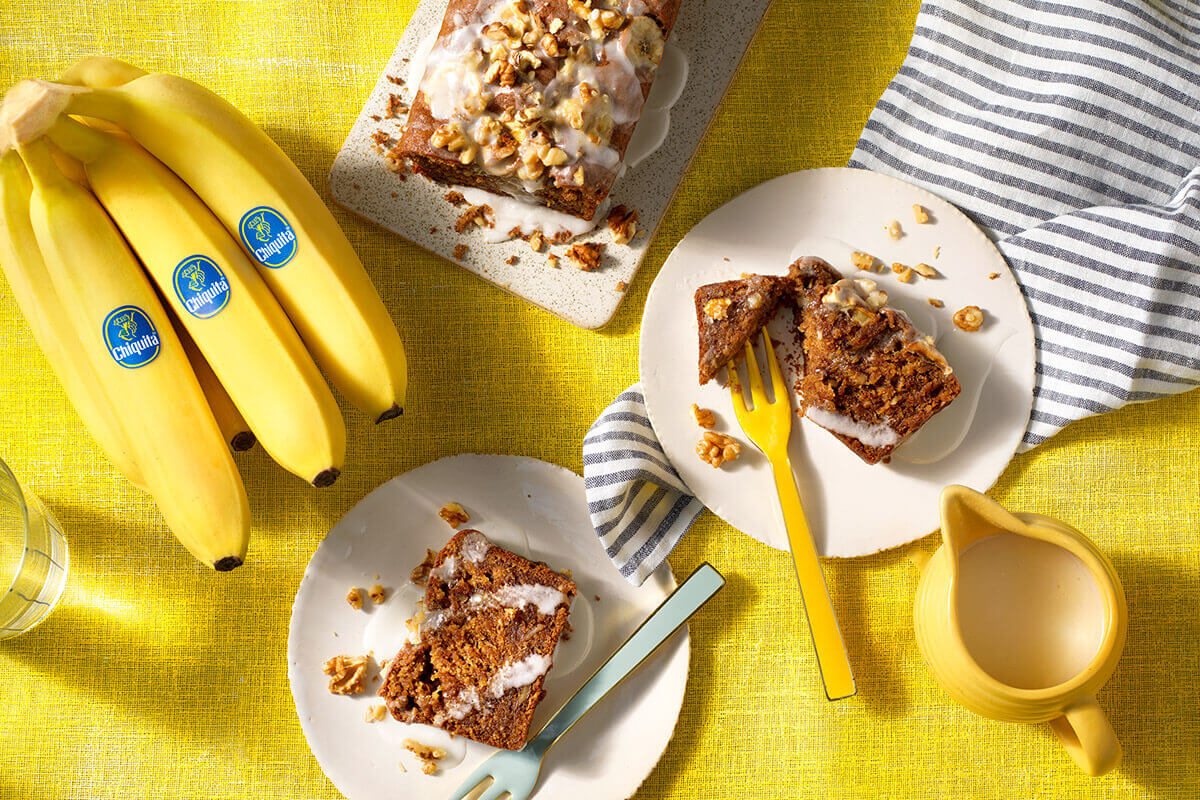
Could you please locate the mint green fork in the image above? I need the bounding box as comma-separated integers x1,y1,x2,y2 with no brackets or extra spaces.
448,562,725,800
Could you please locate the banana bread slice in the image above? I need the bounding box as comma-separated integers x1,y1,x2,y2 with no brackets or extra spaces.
379,529,576,750
694,274,785,384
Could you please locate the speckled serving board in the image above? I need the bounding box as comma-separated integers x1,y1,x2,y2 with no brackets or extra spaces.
330,0,776,329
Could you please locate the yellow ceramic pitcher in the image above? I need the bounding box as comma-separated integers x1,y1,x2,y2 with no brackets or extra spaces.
913,486,1127,777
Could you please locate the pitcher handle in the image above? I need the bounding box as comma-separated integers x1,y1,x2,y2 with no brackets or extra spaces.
1048,695,1122,776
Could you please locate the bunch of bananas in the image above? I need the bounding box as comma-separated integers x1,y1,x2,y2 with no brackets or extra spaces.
0,57,408,571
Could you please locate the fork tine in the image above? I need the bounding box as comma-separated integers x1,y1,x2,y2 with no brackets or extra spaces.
475,783,511,800
743,340,769,409
761,330,786,401
728,360,750,421
448,771,495,800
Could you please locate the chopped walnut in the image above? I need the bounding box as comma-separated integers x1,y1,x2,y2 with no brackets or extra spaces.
453,244,468,260
615,280,627,291
444,191,466,207
850,251,876,271
886,220,903,239
365,704,387,723
895,267,914,283
439,502,470,528
953,305,985,332
547,254,560,268
368,584,386,604
913,204,931,224
607,205,639,245
567,242,603,271
528,230,545,252
988,272,1000,280
696,431,742,468
928,298,945,308
703,297,732,320
346,587,364,610
691,404,716,429
455,204,493,232
404,739,448,776
411,549,437,586
386,93,408,119
912,262,938,278
323,654,369,695
506,255,520,265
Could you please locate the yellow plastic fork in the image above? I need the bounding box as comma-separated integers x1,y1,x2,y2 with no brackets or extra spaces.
728,330,857,701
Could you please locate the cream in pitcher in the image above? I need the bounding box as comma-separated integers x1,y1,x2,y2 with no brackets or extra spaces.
913,485,1127,777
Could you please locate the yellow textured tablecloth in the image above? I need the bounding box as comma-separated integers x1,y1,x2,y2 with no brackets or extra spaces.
1,1,1197,798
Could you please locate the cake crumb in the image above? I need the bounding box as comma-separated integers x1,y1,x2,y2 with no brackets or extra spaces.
429,226,438,234
404,739,447,775
606,205,639,244
615,280,627,291
365,704,387,723
567,242,603,271
368,584,387,604
988,272,1000,280
453,244,468,260
386,93,409,119
594,594,600,602
455,204,492,232
352,183,360,190
886,220,903,239
912,262,938,278
439,502,470,528
696,431,742,468
387,75,405,85
346,587,364,610
913,204,931,224
928,298,945,308
506,255,520,265
547,254,560,268
691,403,716,429
850,251,876,271
953,305,985,332
323,654,370,695
444,191,466,206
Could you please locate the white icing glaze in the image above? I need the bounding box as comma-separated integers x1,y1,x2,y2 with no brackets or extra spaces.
445,686,480,720
468,583,568,615
805,406,901,449
488,653,552,698
460,530,491,563
454,184,603,242
429,554,457,583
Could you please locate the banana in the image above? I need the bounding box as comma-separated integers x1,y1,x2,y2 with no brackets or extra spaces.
0,151,145,489
49,71,408,422
43,115,345,487
173,314,256,453
15,135,249,570
58,56,147,88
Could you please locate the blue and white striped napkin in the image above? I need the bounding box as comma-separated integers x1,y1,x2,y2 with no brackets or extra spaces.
586,0,1200,583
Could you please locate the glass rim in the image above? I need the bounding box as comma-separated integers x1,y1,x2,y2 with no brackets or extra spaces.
0,457,33,603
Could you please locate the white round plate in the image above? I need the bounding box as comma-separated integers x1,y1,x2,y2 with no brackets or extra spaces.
639,168,1035,557
288,454,686,800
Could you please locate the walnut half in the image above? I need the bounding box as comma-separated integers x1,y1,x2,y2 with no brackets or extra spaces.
696,431,742,468
953,305,985,332
323,654,370,695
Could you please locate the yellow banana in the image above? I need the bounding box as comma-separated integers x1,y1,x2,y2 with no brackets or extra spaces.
173,315,256,453
44,115,345,487
51,70,408,422
59,56,147,88
15,135,249,570
0,150,145,489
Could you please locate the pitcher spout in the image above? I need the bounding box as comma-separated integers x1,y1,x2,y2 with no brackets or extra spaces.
938,485,1031,574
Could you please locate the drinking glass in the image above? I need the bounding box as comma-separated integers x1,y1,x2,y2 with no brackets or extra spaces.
0,459,68,639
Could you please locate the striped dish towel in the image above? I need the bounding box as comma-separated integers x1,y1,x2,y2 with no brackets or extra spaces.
586,0,1200,580
582,387,705,585
851,0,1200,450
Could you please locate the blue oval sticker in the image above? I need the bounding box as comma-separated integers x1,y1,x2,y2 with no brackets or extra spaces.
103,305,161,369
172,255,231,319
238,206,297,269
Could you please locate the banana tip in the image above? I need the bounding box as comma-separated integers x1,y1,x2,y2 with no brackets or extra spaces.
230,432,257,452
376,405,403,424
214,556,243,572
313,468,341,488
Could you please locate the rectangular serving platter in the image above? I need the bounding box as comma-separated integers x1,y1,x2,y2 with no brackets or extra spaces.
330,0,775,329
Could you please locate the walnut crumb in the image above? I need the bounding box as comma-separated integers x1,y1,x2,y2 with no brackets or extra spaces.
404,739,447,775
346,587,364,610
696,431,742,468
452,244,468,260
954,305,985,332
506,255,519,265
444,191,466,206
691,403,716,429
439,502,470,528
606,205,639,245
323,654,369,695
411,549,437,586
913,204,931,224
891,263,914,283
928,298,944,308
616,280,627,291
912,262,938,278
455,204,492,232
988,272,1000,280
567,242,603,271
850,251,876,271
547,254,560,268
368,584,386,604
886,220,903,239
529,230,545,252
934,245,942,258
366,704,387,723
703,297,732,320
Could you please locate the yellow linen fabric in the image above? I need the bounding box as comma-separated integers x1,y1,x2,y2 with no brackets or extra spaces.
0,1,1196,798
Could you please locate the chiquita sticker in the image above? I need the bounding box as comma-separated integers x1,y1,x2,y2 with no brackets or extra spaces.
173,255,231,319
238,206,297,269
103,306,161,369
